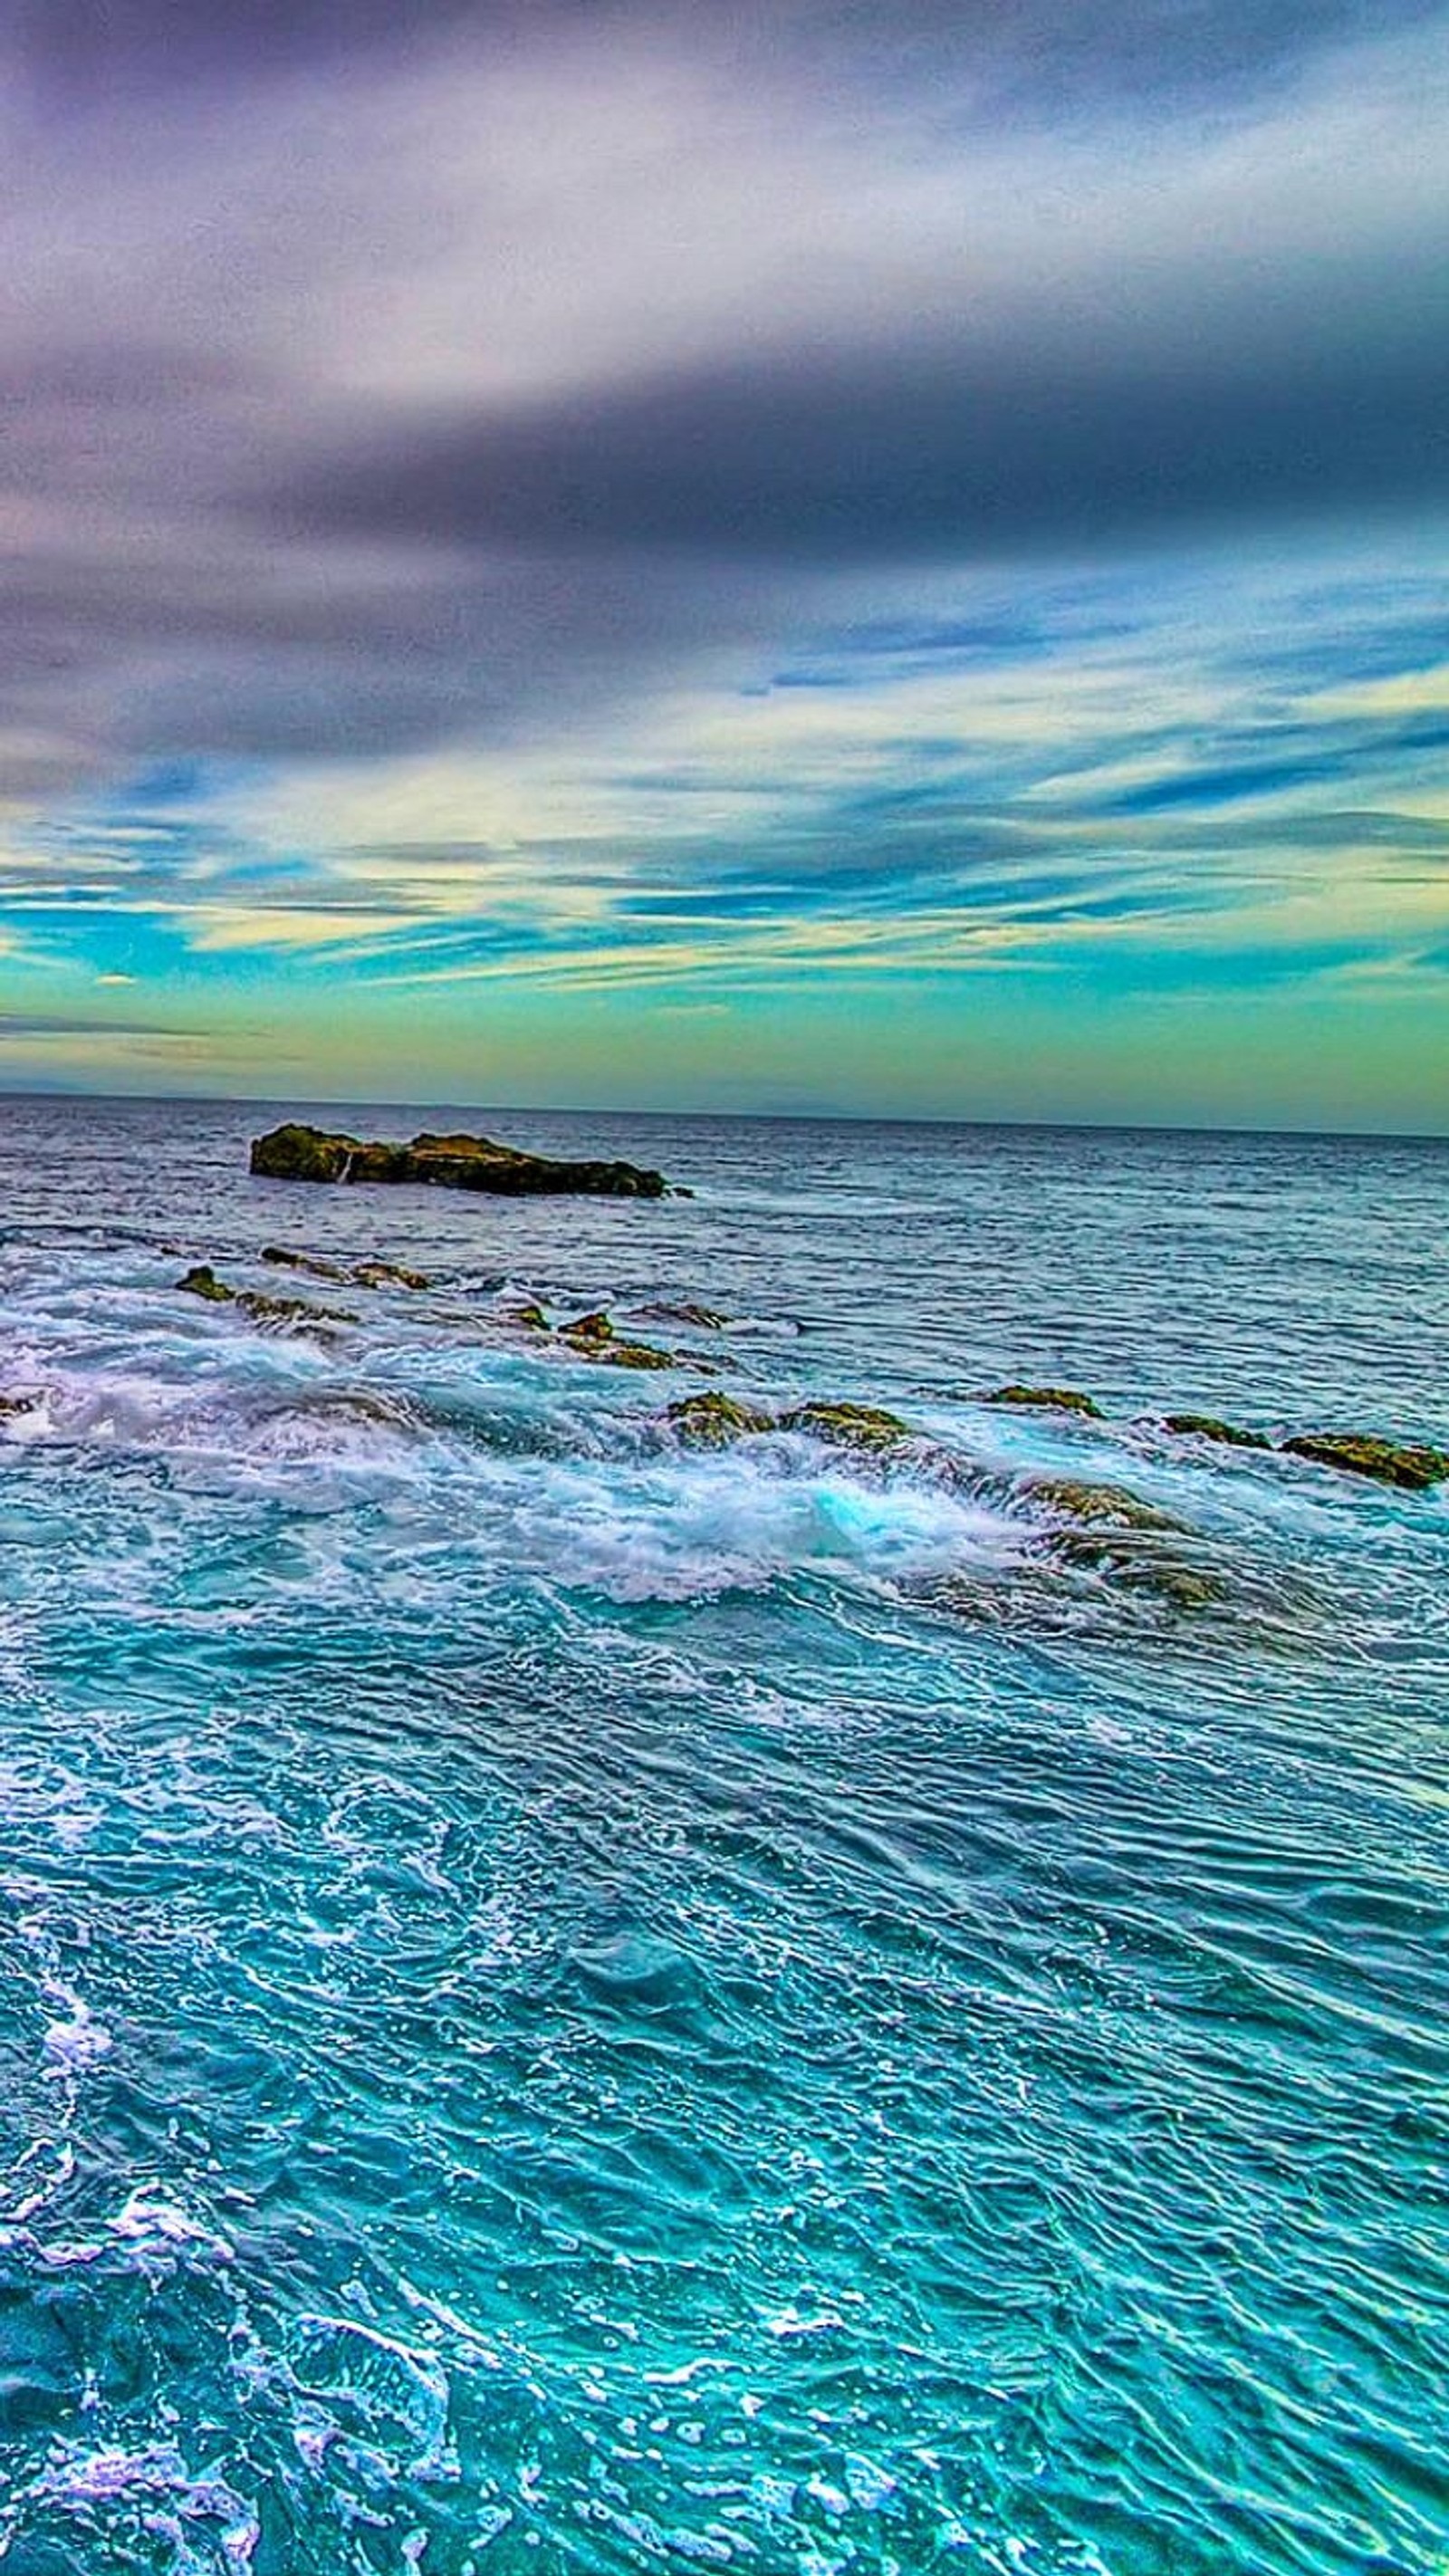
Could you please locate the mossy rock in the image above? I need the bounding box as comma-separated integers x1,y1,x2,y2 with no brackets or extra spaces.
509,1302,551,1331
1281,1432,1449,1492
1024,1476,1183,1533
667,1391,775,1446
352,1259,430,1292
250,1122,669,1197
1160,1412,1270,1451
261,1245,346,1280
600,1339,677,1371
982,1384,1103,1419
236,1289,356,1331
780,1400,911,1453
561,1311,613,1344
177,1264,235,1303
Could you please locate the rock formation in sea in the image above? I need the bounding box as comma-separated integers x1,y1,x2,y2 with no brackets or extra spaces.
250,1123,670,1197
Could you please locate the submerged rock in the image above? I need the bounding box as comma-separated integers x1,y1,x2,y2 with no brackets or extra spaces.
1159,1411,1271,1450
261,1245,347,1280
175,1265,353,1331
1024,1476,1183,1533
640,1301,727,1331
1281,1431,1449,1492
250,1121,670,1198
981,1384,1104,1420
780,1399,911,1453
667,1391,776,1446
351,1259,431,1292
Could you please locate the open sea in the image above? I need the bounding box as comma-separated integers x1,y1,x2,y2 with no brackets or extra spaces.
0,1093,1444,2576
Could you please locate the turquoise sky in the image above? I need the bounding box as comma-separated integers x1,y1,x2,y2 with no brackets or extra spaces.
5,6,1448,1129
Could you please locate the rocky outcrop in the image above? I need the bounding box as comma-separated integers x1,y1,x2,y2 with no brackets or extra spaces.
250,1123,669,1197
1281,1432,1449,1492
262,1245,431,1290
1159,1412,1271,1450
780,1399,911,1453
176,1265,354,1331
667,1391,776,1446
981,1384,1104,1419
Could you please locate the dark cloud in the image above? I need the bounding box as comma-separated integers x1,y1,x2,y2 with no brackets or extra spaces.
269,282,1449,565
13,0,1443,107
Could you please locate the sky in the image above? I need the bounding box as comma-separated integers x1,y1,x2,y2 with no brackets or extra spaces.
2,0,1447,1128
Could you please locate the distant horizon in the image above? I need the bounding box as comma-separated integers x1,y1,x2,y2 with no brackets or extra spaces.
0,1082,1444,1149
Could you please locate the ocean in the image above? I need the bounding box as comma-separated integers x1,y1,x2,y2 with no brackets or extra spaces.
0,1095,1444,2574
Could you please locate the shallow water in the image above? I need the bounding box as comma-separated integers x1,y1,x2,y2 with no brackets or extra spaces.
0,1096,1444,2574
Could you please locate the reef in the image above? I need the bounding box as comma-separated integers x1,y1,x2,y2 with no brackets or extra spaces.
250,1122,669,1197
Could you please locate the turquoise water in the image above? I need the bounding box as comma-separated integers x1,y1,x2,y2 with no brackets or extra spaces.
0,1098,1445,2574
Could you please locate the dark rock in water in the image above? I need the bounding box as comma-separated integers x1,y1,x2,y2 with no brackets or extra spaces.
1024,1476,1183,1533
667,1391,776,1446
1281,1431,1449,1492
600,1339,677,1371
176,1265,352,1331
561,1311,613,1344
640,1301,727,1331
781,1399,911,1453
981,1384,1104,1419
0,1389,44,1417
508,1302,551,1331
1160,1411,1271,1450
351,1259,430,1292
178,1264,235,1303
250,1121,669,1198
261,1245,347,1280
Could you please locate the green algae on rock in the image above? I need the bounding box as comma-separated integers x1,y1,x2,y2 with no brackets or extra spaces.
250,1121,670,1197
981,1384,1104,1419
176,1265,354,1331
1281,1431,1449,1491
666,1391,777,1446
1160,1411,1271,1450
780,1399,911,1452
1024,1476,1184,1533
177,1263,235,1302
560,1311,614,1344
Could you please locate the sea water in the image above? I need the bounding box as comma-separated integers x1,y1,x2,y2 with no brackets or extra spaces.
0,1096,1444,2574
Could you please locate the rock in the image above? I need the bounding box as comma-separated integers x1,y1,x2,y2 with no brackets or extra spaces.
1160,1411,1271,1450
780,1399,911,1453
667,1391,776,1446
561,1311,614,1344
640,1301,727,1331
1048,1526,1225,1609
600,1340,677,1371
981,1384,1104,1419
351,1259,430,1292
1024,1476,1183,1533
250,1122,670,1198
1281,1432,1449,1492
508,1302,551,1331
0,1389,43,1417
261,1245,347,1280
178,1264,235,1302
177,1264,352,1330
